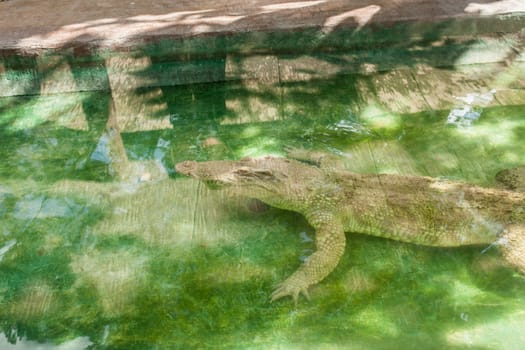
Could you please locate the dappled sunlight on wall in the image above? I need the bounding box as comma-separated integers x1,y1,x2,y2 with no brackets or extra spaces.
465,0,525,15
1,0,522,50
323,4,381,33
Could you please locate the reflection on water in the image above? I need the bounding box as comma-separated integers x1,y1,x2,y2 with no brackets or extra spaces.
446,89,496,128
0,333,92,349
0,33,525,349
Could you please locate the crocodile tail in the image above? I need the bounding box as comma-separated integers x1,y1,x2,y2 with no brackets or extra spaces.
498,224,525,275
495,167,525,192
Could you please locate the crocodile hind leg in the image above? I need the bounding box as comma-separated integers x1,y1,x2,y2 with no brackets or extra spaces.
495,166,525,192
498,224,525,275
271,211,346,303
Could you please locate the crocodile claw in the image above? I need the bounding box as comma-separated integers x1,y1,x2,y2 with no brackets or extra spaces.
270,281,311,304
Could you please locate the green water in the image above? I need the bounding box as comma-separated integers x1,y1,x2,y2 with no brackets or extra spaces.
1,38,525,349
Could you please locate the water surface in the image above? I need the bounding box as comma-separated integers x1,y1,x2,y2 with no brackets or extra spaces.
1,36,525,349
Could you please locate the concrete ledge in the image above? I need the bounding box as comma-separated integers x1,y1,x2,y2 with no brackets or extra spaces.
0,0,523,131
0,0,524,54
0,1,523,98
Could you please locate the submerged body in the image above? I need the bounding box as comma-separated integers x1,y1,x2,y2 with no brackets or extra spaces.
334,171,521,247
175,155,525,302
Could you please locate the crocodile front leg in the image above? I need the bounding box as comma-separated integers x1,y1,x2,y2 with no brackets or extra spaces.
271,211,346,303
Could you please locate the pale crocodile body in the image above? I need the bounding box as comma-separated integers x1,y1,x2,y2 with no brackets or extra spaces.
175,155,525,302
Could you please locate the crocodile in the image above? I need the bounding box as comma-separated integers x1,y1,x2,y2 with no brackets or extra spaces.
175,154,525,303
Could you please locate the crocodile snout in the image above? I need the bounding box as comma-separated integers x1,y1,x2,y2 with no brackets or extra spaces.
175,161,198,176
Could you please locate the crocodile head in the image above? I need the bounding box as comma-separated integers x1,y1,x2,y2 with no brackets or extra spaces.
176,157,286,188
175,156,323,209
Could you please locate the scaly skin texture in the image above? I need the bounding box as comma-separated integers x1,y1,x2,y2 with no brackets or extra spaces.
175,155,525,303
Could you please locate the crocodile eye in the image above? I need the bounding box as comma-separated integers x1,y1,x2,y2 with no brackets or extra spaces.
254,169,273,176
234,167,251,175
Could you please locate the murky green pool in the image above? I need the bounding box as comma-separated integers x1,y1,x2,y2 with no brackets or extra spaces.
1,29,525,349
